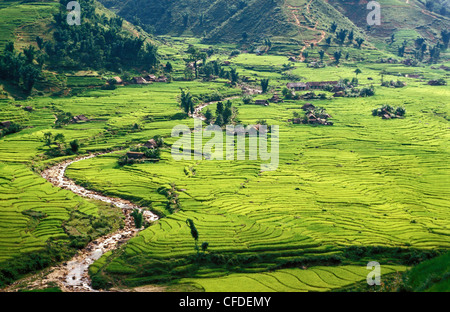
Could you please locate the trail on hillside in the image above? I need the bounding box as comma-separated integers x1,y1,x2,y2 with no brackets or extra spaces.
286,0,327,61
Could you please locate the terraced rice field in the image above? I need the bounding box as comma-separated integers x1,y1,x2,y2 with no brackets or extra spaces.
58,63,449,289
0,162,102,262
0,55,448,291
180,265,408,292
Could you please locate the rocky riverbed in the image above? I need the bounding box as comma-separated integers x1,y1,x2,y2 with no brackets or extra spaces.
5,153,159,292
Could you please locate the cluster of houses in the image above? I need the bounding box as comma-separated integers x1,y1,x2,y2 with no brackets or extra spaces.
288,103,333,126
253,93,284,106
286,81,341,91
132,75,169,84
109,75,169,85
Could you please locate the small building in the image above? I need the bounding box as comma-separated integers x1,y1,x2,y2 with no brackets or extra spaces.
269,93,283,103
144,139,158,149
145,75,157,82
112,76,123,84
156,76,168,83
126,152,145,159
0,121,12,128
287,82,308,91
255,100,269,106
132,77,150,84
307,81,338,89
71,115,89,123
24,106,33,112
301,103,315,111
332,86,345,92
292,118,302,124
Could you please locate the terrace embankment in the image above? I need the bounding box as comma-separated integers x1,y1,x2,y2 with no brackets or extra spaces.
5,153,159,292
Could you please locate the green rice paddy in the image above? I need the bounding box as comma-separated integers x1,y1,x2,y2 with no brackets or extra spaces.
0,43,449,290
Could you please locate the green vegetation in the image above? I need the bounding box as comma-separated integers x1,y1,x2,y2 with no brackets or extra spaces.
0,0,449,293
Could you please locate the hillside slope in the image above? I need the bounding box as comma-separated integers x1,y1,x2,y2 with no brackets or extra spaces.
100,0,449,46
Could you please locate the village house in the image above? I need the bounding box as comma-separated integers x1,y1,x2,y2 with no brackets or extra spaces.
132,77,151,84
71,115,89,124
287,81,339,91
255,99,270,106
269,93,283,103
0,121,12,128
156,76,168,83
307,81,339,90
286,82,308,91
24,106,33,112
112,76,123,84
144,74,157,82
144,139,158,149
126,152,145,159
301,103,315,111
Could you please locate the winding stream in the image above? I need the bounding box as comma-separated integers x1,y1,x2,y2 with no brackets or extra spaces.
36,153,159,292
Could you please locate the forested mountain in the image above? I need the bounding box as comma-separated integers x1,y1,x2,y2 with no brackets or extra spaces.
0,0,158,96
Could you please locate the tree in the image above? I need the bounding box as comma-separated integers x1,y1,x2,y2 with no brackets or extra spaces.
441,30,450,49
319,50,325,61
348,30,354,43
186,219,199,253
20,64,40,93
44,132,53,146
223,106,232,124
354,68,362,77
356,38,365,49
70,140,80,153
165,61,173,73
214,114,224,127
131,209,143,228
180,88,194,114
204,108,213,124
330,22,338,33
153,135,164,148
23,46,36,65
201,242,209,253
54,133,65,149
302,51,309,62
336,29,348,44
216,101,224,116
261,79,270,93
230,67,239,84
334,50,342,64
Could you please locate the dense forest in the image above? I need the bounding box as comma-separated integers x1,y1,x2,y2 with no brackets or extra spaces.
0,0,159,94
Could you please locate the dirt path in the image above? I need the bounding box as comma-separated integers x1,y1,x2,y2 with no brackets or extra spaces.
3,153,159,292
286,0,327,61
192,96,241,120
